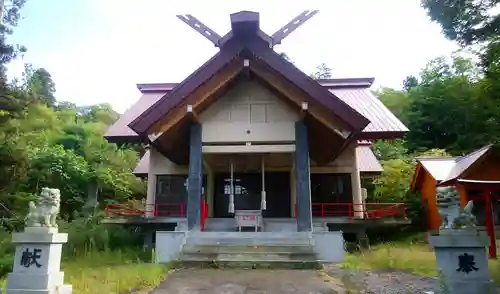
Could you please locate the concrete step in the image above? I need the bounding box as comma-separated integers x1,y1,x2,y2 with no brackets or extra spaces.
185,232,314,246
180,260,321,269
181,252,317,262
182,244,315,254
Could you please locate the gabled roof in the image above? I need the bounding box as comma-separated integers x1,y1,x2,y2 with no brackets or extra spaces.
103,85,175,142
128,37,369,135
105,79,408,143
439,144,493,185
128,11,370,137
411,144,495,190
330,88,408,139
416,157,458,181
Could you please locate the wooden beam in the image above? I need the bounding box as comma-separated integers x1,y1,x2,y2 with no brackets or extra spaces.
151,59,244,134
271,10,319,46
176,14,222,47
249,60,350,137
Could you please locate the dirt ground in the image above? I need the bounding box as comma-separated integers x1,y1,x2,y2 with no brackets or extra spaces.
147,267,443,294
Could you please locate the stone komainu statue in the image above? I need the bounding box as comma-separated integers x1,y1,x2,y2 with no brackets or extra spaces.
437,186,461,229
25,187,61,228
437,186,477,229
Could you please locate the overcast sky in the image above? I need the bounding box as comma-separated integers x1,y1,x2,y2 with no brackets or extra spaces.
7,0,458,113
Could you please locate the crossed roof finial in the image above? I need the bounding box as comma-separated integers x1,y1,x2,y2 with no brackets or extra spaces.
176,10,319,48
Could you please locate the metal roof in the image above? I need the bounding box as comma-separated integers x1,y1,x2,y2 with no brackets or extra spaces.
104,92,165,141
439,144,493,184
414,144,494,185
105,79,408,142
416,157,458,181
356,145,383,173
330,88,409,135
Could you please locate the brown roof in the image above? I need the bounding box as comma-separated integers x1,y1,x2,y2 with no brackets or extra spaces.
128,13,369,137
411,144,494,188
438,144,493,185
104,92,165,142
330,88,408,139
105,79,407,143
356,145,383,173
104,84,177,142
133,150,149,176
132,146,382,176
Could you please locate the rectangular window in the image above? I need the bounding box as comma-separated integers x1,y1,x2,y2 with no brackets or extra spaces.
155,175,207,217
310,174,352,217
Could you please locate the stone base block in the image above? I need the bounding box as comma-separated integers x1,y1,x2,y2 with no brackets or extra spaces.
6,272,64,291
6,285,71,294
446,279,497,294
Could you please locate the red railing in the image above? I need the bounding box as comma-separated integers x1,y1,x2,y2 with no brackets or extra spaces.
200,200,208,232
105,203,186,217
295,202,407,219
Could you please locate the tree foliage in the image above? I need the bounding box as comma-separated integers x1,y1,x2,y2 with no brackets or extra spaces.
0,3,145,227
421,0,500,46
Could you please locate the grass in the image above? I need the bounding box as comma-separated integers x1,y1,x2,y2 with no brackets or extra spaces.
1,249,173,294
341,240,500,284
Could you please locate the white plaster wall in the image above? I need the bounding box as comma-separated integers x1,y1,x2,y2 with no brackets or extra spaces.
145,149,189,217
150,149,188,175
310,144,356,173
200,81,299,143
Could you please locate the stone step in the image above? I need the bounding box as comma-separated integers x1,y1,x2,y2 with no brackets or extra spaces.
185,232,314,246
181,253,317,263
182,244,315,254
180,260,321,269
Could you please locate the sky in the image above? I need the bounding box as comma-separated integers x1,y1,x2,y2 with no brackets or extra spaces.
7,0,458,113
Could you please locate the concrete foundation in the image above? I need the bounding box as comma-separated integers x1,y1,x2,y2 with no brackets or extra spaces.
6,227,72,294
155,230,344,264
429,230,497,294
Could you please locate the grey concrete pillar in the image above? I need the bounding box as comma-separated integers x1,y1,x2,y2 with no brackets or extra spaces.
187,123,203,230
294,121,313,232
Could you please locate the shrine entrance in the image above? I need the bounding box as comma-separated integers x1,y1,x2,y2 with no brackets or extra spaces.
213,172,291,218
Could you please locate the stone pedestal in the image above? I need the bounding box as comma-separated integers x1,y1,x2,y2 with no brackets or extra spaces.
6,227,72,294
429,230,497,294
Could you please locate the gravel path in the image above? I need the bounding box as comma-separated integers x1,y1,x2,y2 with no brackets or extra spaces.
148,268,347,294
145,266,448,294
324,265,440,294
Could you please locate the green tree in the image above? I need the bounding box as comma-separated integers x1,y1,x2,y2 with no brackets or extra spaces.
404,56,487,154
310,63,332,79
421,0,500,45
22,63,57,107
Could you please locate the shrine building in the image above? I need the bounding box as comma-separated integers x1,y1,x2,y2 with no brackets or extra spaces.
104,10,409,263
411,144,500,259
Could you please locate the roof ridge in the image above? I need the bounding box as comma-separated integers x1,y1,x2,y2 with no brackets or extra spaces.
455,144,493,162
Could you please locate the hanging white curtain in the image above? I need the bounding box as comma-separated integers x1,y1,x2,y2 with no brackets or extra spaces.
261,154,267,210
228,158,235,213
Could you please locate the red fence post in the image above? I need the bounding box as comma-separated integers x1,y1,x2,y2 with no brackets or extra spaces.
201,200,206,232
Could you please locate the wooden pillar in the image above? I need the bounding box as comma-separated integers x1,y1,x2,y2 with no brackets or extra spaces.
294,121,312,232
187,123,203,230
351,145,364,219
145,147,156,217
484,189,497,259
